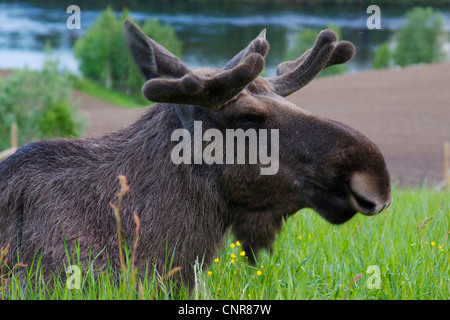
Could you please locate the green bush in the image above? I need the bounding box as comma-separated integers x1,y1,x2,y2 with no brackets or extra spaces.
373,42,391,70
393,7,446,67
0,60,84,150
285,24,347,77
74,7,182,95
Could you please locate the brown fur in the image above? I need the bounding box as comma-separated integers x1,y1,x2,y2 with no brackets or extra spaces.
0,20,391,292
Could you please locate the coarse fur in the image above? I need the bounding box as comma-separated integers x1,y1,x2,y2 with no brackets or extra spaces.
0,20,391,291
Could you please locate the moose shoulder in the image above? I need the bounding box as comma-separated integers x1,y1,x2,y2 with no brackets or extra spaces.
0,19,391,291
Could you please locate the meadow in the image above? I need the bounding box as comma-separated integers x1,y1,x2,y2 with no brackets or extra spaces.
1,186,449,300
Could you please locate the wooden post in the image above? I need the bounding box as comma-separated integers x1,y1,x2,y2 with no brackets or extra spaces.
444,141,450,188
0,123,18,160
11,123,18,149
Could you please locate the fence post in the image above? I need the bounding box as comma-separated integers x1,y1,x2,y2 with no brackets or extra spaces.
0,123,19,160
11,122,18,149
445,141,450,189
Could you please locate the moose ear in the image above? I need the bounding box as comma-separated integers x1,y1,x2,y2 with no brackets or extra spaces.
123,18,190,80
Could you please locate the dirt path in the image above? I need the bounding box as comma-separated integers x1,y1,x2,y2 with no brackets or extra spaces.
72,90,146,138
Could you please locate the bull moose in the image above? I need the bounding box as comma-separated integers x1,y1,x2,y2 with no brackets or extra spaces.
0,19,391,291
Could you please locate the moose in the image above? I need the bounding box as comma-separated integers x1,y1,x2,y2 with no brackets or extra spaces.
0,19,391,291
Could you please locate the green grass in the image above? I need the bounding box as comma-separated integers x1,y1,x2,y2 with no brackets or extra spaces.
1,187,449,300
72,77,150,109
206,187,450,300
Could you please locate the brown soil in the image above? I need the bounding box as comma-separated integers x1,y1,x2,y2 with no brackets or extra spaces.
3,63,450,186
71,90,146,138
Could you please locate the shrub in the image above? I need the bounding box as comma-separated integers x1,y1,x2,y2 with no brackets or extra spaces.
0,60,84,150
393,7,446,67
74,7,182,95
373,42,391,70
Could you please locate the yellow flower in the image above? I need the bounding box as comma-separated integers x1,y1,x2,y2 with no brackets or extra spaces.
236,241,241,247
230,243,235,248
261,265,264,269
299,235,303,240
207,271,212,276
256,270,262,276
230,259,235,264
431,241,436,246
231,253,236,259
214,258,219,263
240,251,245,257
308,233,312,239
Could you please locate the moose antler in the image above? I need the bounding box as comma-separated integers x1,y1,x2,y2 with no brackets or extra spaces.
124,19,267,109
268,29,355,97
224,29,269,70
141,53,264,109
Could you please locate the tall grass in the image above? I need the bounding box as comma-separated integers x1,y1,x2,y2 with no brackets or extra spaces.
1,187,449,300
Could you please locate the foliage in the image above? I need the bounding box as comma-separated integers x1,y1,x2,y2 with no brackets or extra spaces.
0,60,84,151
373,42,391,70
285,24,347,77
393,7,446,67
2,187,449,299
74,6,182,95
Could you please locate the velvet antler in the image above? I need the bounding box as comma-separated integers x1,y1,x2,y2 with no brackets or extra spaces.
124,19,267,109
268,29,355,97
224,29,269,70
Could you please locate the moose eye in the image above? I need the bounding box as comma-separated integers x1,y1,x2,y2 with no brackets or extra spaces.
234,113,266,126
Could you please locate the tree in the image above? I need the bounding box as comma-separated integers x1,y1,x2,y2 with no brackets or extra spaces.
393,7,446,67
74,7,182,94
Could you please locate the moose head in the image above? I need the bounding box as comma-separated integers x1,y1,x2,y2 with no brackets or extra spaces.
124,19,392,260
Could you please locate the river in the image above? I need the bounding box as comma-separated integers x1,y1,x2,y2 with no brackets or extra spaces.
0,1,449,76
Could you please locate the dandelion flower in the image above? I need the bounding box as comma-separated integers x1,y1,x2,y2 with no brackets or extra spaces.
230,259,235,264
299,235,302,240
230,243,235,248
240,251,245,257
236,241,241,247
207,271,212,276
214,258,219,263
431,241,436,246
308,233,312,239
231,253,236,259
261,265,264,269
256,270,262,276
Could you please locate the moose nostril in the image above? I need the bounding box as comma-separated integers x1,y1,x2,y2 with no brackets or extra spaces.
348,172,391,215
353,193,377,213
